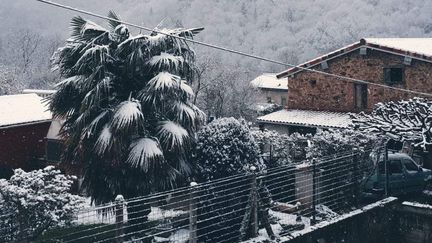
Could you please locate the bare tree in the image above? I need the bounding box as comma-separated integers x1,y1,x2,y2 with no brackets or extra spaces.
16,29,41,73
352,98,432,150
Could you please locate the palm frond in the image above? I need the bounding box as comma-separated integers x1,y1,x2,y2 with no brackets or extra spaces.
191,104,207,126
126,138,164,171
173,102,196,127
156,121,189,150
70,16,108,42
111,99,144,132
147,72,180,91
74,45,110,74
107,11,121,29
147,53,184,72
49,76,85,117
179,80,194,98
140,72,181,106
84,110,110,138
82,76,112,108
94,125,112,155
177,27,205,38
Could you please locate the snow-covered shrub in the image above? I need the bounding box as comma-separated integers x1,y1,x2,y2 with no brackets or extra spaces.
251,127,381,167
194,118,264,242
306,129,382,160
251,128,292,167
0,166,84,242
194,117,263,180
254,102,282,116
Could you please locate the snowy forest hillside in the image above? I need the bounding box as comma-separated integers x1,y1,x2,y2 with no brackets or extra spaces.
2,0,432,116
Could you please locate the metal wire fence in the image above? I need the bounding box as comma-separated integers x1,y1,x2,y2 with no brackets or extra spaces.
2,147,384,243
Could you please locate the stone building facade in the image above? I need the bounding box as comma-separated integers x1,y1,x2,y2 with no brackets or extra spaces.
277,38,432,113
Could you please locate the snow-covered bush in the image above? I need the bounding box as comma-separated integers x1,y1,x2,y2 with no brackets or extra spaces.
194,117,263,180
251,128,292,167
194,118,265,242
306,129,382,160
254,102,282,116
0,166,84,242
251,128,381,167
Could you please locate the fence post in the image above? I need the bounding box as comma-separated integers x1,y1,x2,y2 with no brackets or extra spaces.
312,158,317,225
189,182,198,243
250,166,258,238
115,195,125,243
352,147,359,207
384,143,389,197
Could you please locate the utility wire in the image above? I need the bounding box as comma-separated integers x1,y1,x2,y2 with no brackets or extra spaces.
36,0,432,97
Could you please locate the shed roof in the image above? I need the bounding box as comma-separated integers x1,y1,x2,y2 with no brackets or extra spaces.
0,94,52,128
277,38,432,78
257,109,352,129
250,73,288,90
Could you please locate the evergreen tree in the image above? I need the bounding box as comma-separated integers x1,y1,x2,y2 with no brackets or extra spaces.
49,12,205,204
194,117,263,181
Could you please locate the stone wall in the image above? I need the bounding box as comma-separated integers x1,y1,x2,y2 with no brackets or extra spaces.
287,49,432,112
281,197,400,243
393,202,432,243
279,199,432,243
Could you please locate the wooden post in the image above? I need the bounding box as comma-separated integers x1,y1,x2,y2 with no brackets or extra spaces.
384,143,389,197
250,166,258,238
352,147,359,207
115,195,125,243
189,182,198,243
312,158,317,225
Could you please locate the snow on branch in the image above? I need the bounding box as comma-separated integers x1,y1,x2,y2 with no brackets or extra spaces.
351,97,432,150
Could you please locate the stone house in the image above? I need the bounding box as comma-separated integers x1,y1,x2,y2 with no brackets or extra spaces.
258,38,432,134
250,73,288,107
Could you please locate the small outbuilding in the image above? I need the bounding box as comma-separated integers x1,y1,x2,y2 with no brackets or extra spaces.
0,94,52,177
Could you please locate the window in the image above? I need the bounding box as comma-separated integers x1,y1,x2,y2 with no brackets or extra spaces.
266,96,272,103
354,83,368,109
402,159,419,172
384,67,404,85
281,97,287,107
389,160,403,174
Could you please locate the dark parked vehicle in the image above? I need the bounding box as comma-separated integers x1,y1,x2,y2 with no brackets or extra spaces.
363,153,432,198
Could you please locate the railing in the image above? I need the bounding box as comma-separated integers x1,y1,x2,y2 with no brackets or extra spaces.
3,147,383,242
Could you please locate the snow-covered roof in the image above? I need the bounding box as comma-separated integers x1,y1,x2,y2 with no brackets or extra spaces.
257,109,352,129
277,38,432,78
250,73,288,90
364,38,432,57
0,94,52,128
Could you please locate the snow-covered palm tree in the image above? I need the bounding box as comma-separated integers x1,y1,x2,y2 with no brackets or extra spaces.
50,12,205,204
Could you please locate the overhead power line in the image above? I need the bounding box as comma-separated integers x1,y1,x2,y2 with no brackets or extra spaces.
36,0,432,97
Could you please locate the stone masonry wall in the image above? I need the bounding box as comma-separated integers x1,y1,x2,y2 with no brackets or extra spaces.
287,49,432,112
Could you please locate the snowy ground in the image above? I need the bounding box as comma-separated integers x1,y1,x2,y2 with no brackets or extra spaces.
74,198,187,225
